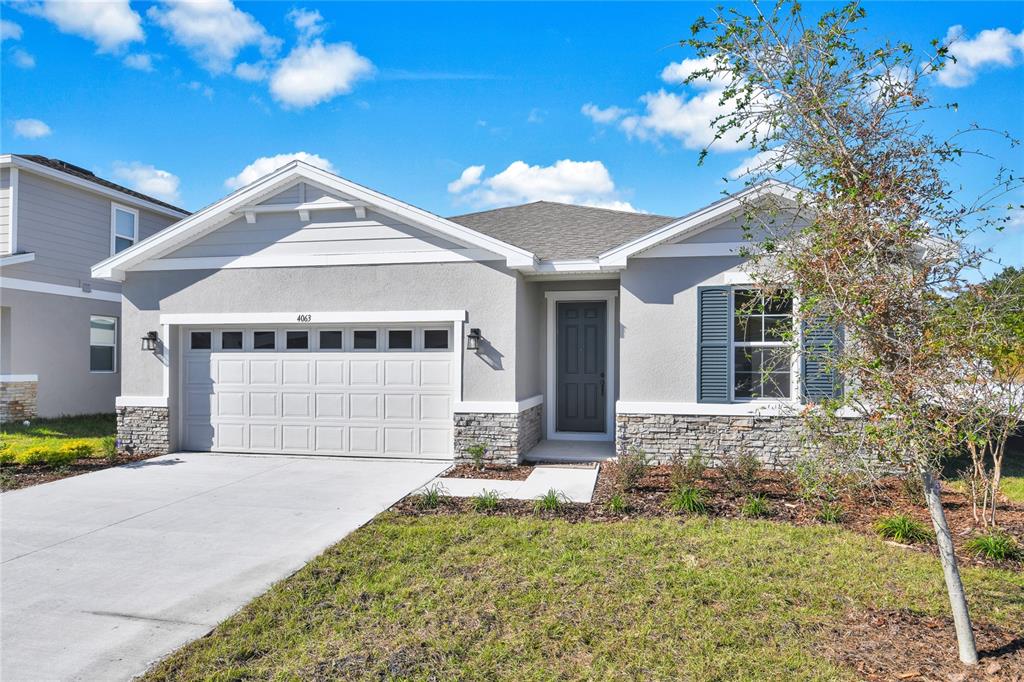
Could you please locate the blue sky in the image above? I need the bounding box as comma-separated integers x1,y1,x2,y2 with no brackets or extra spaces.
2,1,1022,272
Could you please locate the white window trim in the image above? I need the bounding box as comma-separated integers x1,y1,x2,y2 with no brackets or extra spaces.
729,288,800,403
89,315,118,374
110,203,139,256
544,290,618,442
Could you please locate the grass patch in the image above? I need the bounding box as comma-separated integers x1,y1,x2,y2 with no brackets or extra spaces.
142,515,1024,681
1,414,115,464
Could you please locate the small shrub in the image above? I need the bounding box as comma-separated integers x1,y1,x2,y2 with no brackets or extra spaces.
666,486,708,514
965,531,1021,561
901,474,925,506
670,447,706,489
616,446,650,491
874,514,933,544
413,483,448,510
741,493,771,518
534,489,569,514
99,435,118,462
17,445,77,467
61,439,94,460
466,443,487,470
721,450,762,494
471,489,501,513
0,443,14,465
606,491,630,514
817,501,845,524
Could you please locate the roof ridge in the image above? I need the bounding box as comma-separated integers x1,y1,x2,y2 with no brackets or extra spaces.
448,199,677,221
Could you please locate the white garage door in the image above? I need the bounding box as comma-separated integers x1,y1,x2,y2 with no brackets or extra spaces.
180,325,455,459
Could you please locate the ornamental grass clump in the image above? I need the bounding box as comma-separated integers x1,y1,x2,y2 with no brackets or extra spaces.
413,483,449,511
965,531,1021,562
666,486,709,515
534,489,569,514
741,493,771,518
471,489,501,513
605,491,630,514
874,515,934,545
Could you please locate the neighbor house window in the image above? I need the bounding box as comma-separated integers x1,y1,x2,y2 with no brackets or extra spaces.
732,289,793,399
111,204,138,254
89,315,117,372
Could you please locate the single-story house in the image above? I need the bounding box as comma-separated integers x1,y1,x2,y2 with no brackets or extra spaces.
91,161,838,465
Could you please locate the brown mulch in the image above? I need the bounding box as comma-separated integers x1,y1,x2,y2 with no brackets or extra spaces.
825,608,1024,682
0,453,159,492
395,462,1024,571
441,464,534,480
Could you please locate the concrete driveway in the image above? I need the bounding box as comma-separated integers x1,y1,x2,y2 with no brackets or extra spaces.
1,453,448,681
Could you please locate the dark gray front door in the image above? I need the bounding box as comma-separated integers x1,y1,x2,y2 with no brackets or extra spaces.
557,301,607,432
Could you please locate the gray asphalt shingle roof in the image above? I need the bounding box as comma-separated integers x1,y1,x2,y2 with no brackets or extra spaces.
448,201,677,260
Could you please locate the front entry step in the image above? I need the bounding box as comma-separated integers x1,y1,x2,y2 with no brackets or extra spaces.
523,439,615,464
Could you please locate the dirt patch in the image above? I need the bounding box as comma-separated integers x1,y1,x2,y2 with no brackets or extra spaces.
442,464,534,481
0,453,159,492
825,608,1024,681
395,463,1024,571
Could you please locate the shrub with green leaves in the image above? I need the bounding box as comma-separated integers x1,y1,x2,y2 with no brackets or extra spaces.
17,445,77,467
670,448,706,490
534,489,569,514
413,483,449,511
817,502,845,524
874,514,933,544
606,491,630,514
99,435,118,462
965,531,1021,562
616,446,650,491
465,443,487,470
666,486,708,514
471,489,501,513
720,451,762,495
741,493,771,518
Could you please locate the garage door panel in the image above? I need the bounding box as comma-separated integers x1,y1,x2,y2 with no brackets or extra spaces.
183,327,454,459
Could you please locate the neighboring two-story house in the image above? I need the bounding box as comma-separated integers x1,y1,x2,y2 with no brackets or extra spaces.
0,155,188,420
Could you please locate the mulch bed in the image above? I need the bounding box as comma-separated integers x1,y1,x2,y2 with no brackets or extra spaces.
396,462,1024,571
0,453,159,492
825,608,1024,681
441,464,534,481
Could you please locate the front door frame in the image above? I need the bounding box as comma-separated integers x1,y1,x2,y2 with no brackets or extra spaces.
544,290,617,441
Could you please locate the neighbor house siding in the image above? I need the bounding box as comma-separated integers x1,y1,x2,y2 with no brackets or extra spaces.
1,168,11,254
9,170,177,293
120,262,521,403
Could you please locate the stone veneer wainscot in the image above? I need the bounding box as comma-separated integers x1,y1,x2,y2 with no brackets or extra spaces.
616,413,807,469
0,380,38,422
117,406,171,456
453,402,544,465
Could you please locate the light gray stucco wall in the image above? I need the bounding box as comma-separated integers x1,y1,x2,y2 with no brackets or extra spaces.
0,288,121,417
121,262,520,402
619,256,744,402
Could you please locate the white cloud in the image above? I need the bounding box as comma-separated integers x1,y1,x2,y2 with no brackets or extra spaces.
13,118,52,138
447,165,485,193
581,103,627,124
448,159,639,212
934,25,1024,87
112,162,181,203
22,0,142,52
660,56,729,87
527,108,545,124
185,80,214,99
269,40,373,108
234,61,268,81
287,8,324,42
224,152,336,190
1,19,23,42
726,148,788,180
123,53,154,72
10,47,35,68
148,0,280,74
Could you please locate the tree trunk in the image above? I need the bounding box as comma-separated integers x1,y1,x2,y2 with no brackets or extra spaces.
921,468,978,665
990,439,1005,528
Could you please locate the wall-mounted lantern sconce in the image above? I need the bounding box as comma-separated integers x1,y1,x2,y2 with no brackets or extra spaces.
466,328,482,351
141,330,159,351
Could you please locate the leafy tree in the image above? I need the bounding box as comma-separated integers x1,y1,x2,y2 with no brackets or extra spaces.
682,0,1023,665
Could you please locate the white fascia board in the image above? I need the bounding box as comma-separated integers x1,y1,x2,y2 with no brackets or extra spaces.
519,258,618,274
134,249,502,273
637,242,748,258
159,310,469,326
92,161,537,280
1,277,121,302
0,155,188,220
116,395,168,408
0,252,36,266
598,180,799,267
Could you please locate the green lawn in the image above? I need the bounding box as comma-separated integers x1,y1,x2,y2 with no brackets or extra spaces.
0,414,116,461
144,515,1024,681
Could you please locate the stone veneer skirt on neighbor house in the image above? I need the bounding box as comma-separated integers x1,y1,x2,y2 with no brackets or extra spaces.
0,380,38,422
616,413,808,469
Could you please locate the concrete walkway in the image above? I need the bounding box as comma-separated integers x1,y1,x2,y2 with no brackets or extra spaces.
425,464,600,503
1,453,447,682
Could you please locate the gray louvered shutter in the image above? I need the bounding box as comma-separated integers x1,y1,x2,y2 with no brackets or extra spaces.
697,286,732,403
802,320,843,401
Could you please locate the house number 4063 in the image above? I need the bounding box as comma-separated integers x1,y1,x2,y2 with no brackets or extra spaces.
296,314,312,322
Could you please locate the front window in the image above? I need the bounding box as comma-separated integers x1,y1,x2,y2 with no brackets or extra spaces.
732,289,793,399
89,316,117,372
111,204,138,254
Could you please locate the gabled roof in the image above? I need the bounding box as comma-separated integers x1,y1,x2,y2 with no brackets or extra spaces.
449,201,677,260
91,161,537,281
2,154,190,217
